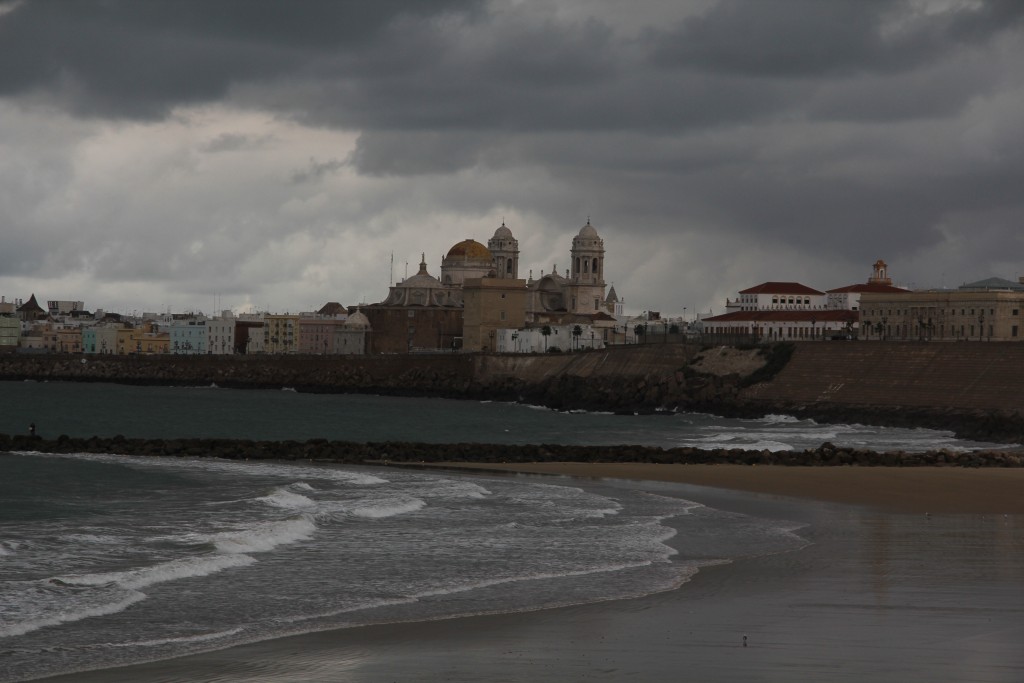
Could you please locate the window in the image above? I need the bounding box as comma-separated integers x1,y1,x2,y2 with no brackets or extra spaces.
499,311,506,321
1013,326,1019,338
1014,309,1020,316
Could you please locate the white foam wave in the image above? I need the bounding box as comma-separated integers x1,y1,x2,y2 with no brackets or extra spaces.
257,488,316,510
208,517,317,554
0,590,147,638
744,440,795,452
58,553,256,591
111,626,246,648
291,482,315,491
415,559,659,600
349,498,426,519
758,414,802,424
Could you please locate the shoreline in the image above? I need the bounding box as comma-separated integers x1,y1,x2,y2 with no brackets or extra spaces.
419,461,1024,514
32,468,1024,683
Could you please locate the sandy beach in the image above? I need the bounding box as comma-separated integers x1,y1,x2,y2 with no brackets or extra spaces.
35,463,1024,683
430,462,1024,514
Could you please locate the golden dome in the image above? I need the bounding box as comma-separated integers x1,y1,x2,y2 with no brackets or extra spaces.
446,239,493,261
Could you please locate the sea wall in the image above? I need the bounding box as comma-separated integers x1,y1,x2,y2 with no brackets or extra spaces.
3,433,1021,468
737,342,1024,441
0,345,708,412
4,342,1024,441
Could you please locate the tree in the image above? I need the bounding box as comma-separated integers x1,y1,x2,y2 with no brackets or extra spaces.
541,325,552,351
669,323,680,335
634,324,645,342
572,325,582,350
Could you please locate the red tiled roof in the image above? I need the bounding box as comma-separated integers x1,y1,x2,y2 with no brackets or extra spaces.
826,283,909,294
738,282,825,295
703,310,858,323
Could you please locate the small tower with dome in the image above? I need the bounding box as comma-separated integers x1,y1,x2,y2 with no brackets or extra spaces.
487,222,519,280
565,220,607,314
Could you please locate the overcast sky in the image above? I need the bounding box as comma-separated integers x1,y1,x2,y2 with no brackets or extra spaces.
1,0,1022,319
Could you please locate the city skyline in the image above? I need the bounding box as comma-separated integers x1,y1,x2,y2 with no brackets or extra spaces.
1,0,1022,318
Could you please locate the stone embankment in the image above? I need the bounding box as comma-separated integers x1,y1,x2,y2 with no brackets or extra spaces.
4,342,1024,441
737,342,1024,443
3,433,1021,468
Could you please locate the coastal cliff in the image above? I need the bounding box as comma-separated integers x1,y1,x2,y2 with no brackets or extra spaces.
2,342,1024,441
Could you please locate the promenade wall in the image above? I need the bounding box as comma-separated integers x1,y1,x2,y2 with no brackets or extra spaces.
3,342,1024,440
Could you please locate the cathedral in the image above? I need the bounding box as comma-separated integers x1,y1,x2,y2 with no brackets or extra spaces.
360,220,620,353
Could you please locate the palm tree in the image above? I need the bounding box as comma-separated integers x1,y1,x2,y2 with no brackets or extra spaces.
572,325,582,350
541,325,552,351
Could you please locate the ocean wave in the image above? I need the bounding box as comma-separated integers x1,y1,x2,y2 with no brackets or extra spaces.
414,559,664,600
743,440,795,452
349,498,426,519
256,488,317,510
757,414,804,424
59,534,124,545
57,553,256,591
0,589,147,639
207,517,317,554
110,626,246,648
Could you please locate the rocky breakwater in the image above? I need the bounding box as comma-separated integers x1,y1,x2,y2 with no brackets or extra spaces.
3,433,1021,468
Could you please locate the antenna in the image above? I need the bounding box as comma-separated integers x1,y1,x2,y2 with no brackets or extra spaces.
390,252,394,287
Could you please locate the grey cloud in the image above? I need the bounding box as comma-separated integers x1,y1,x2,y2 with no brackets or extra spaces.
290,158,346,184
647,0,1024,78
201,132,276,153
0,0,482,118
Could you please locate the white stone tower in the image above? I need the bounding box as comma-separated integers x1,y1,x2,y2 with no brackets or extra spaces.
566,219,607,314
487,221,519,280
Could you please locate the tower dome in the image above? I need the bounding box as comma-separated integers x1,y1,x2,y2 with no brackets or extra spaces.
442,239,497,286
578,220,599,239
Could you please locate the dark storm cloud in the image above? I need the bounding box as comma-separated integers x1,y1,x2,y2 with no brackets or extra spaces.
2,0,1023,314
0,0,482,118
648,0,1024,77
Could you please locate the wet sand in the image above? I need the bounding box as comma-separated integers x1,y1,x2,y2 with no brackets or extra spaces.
432,462,1024,514
37,467,1024,683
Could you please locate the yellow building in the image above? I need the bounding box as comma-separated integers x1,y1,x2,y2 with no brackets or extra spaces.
860,277,1024,341
264,314,300,354
56,328,82,353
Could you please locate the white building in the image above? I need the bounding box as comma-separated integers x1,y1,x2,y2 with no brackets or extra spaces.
206,311,236,355
494,323,605,353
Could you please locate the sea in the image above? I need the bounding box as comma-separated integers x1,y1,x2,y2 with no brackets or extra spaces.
0,381,1016,681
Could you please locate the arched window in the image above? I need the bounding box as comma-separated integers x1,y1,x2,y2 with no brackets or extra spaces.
575,257,581,273
592,258,598,274
506,260,512,274
583,259,589,273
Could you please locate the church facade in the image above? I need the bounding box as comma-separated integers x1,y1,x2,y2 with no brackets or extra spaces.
359,221,619,353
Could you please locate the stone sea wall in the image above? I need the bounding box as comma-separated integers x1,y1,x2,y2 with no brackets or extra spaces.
3,342,1024,442
3,433,1021,468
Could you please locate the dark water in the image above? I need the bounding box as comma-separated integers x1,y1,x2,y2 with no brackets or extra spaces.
0,381,1013,452
0,382,1018,681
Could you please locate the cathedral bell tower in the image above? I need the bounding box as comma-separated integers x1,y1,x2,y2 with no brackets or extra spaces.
566,219,607,314
487,221,519,280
